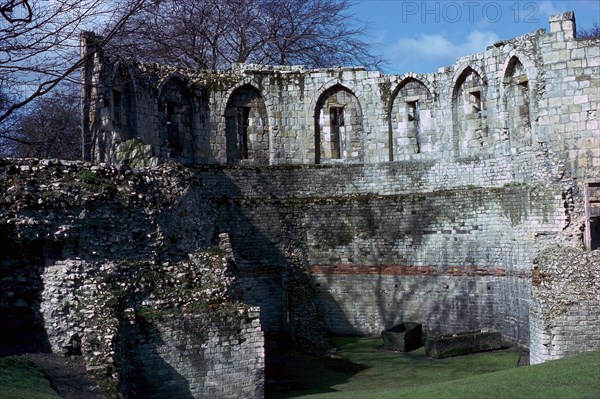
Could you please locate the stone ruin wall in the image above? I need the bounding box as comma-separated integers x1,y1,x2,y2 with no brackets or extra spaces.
195,158,567,347
0,159,264,398
0,14,597,397
529,247,600,365
80,11,599,363
83,12,598,182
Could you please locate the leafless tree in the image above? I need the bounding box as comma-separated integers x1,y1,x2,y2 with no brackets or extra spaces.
260,0,381,67
12,86,81,159
111,0,384,70
0,0,148,126
0,83,20,156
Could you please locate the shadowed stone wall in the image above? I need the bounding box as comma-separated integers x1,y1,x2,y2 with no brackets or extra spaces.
0,159,264,398
190,152,567,346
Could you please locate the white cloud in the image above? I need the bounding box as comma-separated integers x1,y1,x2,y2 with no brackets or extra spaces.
387,30,501,73
536,1,566,19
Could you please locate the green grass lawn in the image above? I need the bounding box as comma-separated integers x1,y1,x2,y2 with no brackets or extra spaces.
0,357,60,399
2,338,598,399
267,337,600,399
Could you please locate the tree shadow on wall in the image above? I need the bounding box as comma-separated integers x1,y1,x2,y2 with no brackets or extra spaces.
191,166,366,394
300,189,510,341
123,316,195,399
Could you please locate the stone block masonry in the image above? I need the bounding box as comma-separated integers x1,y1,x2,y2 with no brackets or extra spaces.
79,11,598,360
193,162,566,345
126,312,263,399
83,12,598,182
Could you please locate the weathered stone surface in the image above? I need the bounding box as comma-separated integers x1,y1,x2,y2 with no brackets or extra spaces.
82,12,598,184
529,247,600,364
424,329,503,359
76,12,599,361
382,322,423,352
38,236,264,398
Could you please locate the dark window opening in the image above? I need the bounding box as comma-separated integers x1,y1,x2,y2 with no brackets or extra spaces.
165,102,175,124
238,107,250,160
590,219,600,250
113,90,123,125
407,100,421,153
165,101,182,157
469,90,482,114
113,90,122,108
330,107,344,159
585,182,600,251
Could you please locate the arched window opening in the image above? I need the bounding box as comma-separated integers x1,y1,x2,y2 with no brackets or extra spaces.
112,66,135,142
504,58,531,148
389,78,433,159
225,85,269,165
452,68,488,155
158,78,193,160
314,85,363,164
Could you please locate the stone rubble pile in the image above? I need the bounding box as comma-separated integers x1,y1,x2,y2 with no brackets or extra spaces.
1,158,264,398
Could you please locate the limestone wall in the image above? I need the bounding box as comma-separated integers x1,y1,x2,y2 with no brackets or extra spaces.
0,159,265,398
0,150,595,370
83,12,598,183
191,152,567,344
125,313,263,399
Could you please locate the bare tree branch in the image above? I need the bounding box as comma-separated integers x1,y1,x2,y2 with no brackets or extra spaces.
110,0,384,70
0,0,148,125
1,0,32,24
11,86,82,159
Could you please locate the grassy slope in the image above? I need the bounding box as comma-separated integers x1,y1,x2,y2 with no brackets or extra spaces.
268,337,600,399
0,357,60,399
2,337,598,399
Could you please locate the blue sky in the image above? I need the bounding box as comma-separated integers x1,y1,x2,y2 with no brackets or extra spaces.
351,0,600,74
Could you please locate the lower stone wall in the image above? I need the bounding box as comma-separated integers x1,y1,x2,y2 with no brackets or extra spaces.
529,247,600,364
311,273,531,344
3,156,597,369
37,241,265,398
125,312,264,399
208,181,565,345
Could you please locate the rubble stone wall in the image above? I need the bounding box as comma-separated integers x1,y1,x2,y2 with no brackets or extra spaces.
0,12,597,383
529,247,600,364
0,159,264,398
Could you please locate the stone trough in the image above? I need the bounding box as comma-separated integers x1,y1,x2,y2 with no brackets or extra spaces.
381,322,423,352
424,328,503,359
